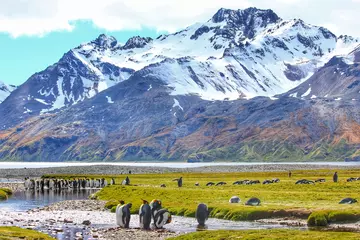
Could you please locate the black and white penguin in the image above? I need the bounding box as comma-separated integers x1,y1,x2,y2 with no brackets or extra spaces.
139,200,152,230
116,201,132,228
173,177,183,187
216,182,226,186
195,203,209,226
339,198,357,204
206,182,215,186
245,197,261,206
110,178,115,185
233,180,243,185
125,176,130,185
315,179,326,183
229,196,240,203
153,209,172,229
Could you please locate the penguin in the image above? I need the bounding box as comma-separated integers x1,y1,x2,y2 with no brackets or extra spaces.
160,184,166,188
251,180,260,184
273,178,280,183
232,180,243,185
216,182,226,186
333,172,338,183
125,176,130,185
315,179,326,183
110,178,115,185
339,198,357,204
206,182,215,186
262,180,273,185
150,199,162,214
195,182,200,186
173,177,182,187
116,201,131,228
153,209,172,229
229,196,241,203
139,200,152,230
245,197,261,206
195,203,209,226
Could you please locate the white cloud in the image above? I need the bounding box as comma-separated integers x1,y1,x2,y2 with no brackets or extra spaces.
0,0,359,38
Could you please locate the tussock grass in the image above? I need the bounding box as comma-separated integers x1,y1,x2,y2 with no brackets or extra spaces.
45,169,360,226
168,229,360,240
0,226,54,240
0,188,12,200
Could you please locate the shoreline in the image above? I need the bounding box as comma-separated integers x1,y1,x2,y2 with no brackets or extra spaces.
1,199,360,240
0,163,359,178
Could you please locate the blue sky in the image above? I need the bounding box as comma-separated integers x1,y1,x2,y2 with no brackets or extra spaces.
1,0,360,86
0,21,164,86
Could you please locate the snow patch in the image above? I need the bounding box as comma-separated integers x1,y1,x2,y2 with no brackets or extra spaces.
301,88,311,97
173,99,184,111
106,96,114,104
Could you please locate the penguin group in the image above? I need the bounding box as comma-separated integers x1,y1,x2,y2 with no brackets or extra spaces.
24,177,111,191
116,199,172,229
233,180,260,185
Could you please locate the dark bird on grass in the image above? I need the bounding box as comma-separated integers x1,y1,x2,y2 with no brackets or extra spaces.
250,180,260,185
195,203,209,226
229,196,241,203
295,179,314,185
262,180,273,185
160,184,166,188
273,178,280,183
315,179,326,183
233,181,243,185
245,197,261,206
288,171,292,178
216,182,227,186
347,178,356,182
125,176,130,185
195,182,199,186
173,177,183,187
339,198,357,204
333,172,338,183
206,182,215,186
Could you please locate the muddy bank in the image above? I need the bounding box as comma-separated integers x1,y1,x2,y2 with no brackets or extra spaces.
0,182,24,192
0,164,357,178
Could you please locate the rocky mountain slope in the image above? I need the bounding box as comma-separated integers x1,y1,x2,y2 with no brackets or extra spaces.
0,7,359,130
0,81,15,104
1,7,360,162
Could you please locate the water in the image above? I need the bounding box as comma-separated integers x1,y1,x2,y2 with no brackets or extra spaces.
0,161,359,169
0,189,98,212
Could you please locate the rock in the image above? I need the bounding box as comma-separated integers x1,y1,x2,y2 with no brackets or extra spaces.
82,220,91,226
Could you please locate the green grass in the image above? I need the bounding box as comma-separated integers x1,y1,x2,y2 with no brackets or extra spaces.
0,188,12,200
168,229,360,240
0,227,54,240
44,169,360,226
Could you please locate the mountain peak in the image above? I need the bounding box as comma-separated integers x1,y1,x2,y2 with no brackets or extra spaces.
212,7,281,25
91,34,118,48
122,36,153,50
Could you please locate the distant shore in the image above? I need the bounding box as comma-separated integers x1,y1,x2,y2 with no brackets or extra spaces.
0,163,359,178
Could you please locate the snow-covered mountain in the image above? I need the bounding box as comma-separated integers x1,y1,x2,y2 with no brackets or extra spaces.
283,40,360,100
0,7,359,129
0,81,16,103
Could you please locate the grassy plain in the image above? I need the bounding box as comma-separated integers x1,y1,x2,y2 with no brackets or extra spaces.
168,229,360,240
44,169,360,226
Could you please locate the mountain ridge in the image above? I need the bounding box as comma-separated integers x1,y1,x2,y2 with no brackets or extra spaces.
1,7,360,162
